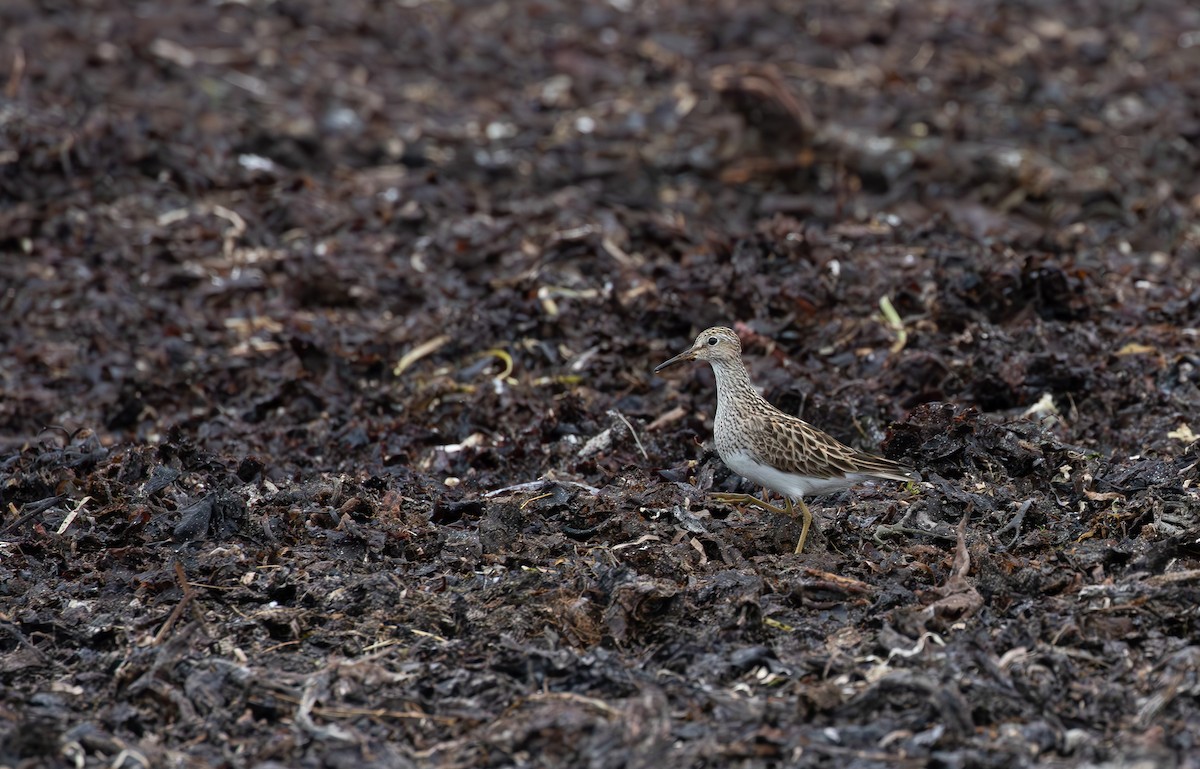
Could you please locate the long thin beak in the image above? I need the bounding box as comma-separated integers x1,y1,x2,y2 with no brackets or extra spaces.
654,348,698,374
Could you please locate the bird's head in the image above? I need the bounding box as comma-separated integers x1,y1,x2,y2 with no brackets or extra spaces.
654,326,743,373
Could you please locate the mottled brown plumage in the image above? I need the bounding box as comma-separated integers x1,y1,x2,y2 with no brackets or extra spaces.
655,326,917,553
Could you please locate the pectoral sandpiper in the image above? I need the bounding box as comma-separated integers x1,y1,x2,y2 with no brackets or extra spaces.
655,326,917,553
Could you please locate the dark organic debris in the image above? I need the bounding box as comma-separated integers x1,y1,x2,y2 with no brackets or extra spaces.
1,1,1199,767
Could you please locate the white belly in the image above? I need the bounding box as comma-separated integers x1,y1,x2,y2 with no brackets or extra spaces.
722,449,869,499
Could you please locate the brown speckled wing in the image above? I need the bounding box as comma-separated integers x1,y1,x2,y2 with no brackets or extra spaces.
749,412,918,482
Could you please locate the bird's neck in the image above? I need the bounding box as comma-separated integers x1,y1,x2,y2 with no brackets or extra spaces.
710,359,764,415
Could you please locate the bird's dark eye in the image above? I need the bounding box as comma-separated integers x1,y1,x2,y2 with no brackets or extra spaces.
707,337,718,346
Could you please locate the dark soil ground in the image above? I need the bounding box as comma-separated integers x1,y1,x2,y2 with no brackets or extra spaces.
3,1,1200,767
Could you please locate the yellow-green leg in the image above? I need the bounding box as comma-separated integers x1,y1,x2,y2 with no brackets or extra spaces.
711,492,790,515
711,492,814,554
789,497,813,554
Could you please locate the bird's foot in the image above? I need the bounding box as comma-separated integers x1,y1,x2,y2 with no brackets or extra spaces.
711,493,815,554
711,492,790,516
782,498,815,554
